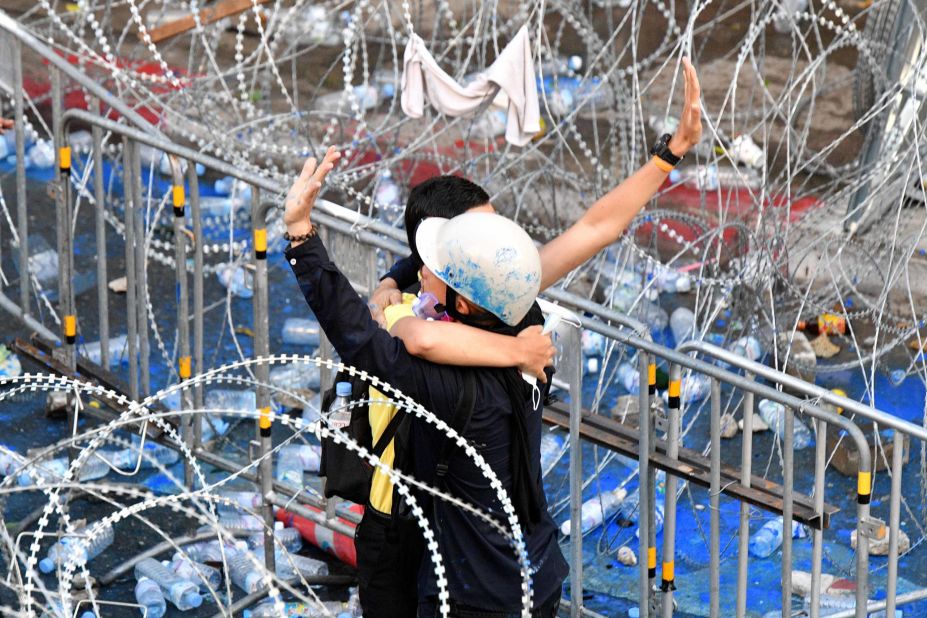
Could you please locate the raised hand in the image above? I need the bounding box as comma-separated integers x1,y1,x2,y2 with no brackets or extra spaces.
516,325,557,383
668,57,702,156
283,146,341,236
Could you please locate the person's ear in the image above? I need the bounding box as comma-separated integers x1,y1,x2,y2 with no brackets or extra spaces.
456,296,471,316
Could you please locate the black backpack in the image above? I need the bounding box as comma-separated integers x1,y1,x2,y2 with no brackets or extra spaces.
318,370,409,505
318,370,477,514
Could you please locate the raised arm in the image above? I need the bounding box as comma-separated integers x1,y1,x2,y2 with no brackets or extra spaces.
537,58,702,291
390,318,556,382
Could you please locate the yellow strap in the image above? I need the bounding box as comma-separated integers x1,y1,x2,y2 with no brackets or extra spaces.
59,147,72,170
254,228,267,253
662,560,674,581
648,547,657,569
259,406,273,430
172,185,185,207
651,155,674,173
669,380,681,398
648,363,657,386
64,315,77,337
858,470,872,496
178,356,192,379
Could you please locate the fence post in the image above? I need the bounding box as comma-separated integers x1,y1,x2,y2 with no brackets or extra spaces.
709,377,720,618
169,157,191,486
564,320,583,618
736,373,754,617
122,138,139,400
13,38,29,319
638,353,651,618
810,418,827,618
91,100,109,369
661,364,681,618
885,429,903,618
53,67,76,371
252,191,275,574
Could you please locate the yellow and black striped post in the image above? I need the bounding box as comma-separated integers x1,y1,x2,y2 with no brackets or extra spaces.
661,559,676,592
259,406,272,438
59,146,71,177
668,378,681,410
647,546,657,579
858,470,871,505
64,314,76,345
254,228,267,261
648,362,657,396
179,356,192,380
172,185,185,218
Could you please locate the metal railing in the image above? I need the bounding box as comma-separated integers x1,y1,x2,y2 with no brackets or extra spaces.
0,12,921,618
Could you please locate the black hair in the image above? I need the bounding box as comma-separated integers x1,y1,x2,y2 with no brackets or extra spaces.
404,175,490,264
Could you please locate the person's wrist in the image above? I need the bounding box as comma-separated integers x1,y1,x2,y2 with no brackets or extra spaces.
667,135,689,158
286,220,313,237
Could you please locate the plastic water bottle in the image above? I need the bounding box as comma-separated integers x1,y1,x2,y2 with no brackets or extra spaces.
20,454,110,486
227,546,266,593
730,336,763,362
26,241,59,284
276,453,304,488
269,361,321,393
748,516,807,558
730,135,764,168
206,389,256,413
275,550,329,579
670,307,696,346
890,369,906,386
201,415,231,442
282,444,321,473
540,433,564,473
83,334,132,368
135,576,167,618
0,445,26,477
39,522,115,573
166,557,222,591
540,54,583,76
327,382,353,431
197,514,264,535
669,164,762,190
561,486,628,536
470,109,508,139
105,438,179,471
582,331,607,357
757,399,814,450
303,391,322,426
680,374,711,403
175,540,233,564
134,557,203,610
617,363,640,393
217,490,263,514
280,317,321,347
213,176,253,201
216,263,253,298
248,523,303,553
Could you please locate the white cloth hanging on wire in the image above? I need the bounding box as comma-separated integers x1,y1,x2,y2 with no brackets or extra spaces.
400,25,541,146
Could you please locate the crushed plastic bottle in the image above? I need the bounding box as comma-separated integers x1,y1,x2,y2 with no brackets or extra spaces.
26,139,55,169
269,361,322,393
540,433,564,473
670,307,696,346
748,516,807,558
757,399,814,450
166,557,222,591
729,336,763,362
20,454,110,486
216,490,263,514
206,389,256,414
135,576,167,618
216,263,253,298
561,486,628,536
39,521,115,573
280,318,321,347
198,514,264,535
617,363,640,393
134,557,203,610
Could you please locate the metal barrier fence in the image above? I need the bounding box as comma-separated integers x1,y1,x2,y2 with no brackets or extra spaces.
1,12,926,618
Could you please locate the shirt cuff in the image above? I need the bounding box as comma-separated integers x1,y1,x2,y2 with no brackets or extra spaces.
284,235,332,278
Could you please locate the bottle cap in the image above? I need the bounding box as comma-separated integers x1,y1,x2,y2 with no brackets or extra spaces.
183,589,203,608
39,557,54,573
335,382,352,397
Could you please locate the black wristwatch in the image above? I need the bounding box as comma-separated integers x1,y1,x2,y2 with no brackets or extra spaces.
650,133,683,166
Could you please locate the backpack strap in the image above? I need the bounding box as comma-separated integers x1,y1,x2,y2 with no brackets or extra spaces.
435,371,477,486
371,409,406,457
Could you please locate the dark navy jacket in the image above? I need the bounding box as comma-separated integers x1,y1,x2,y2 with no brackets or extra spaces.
286,236,567,611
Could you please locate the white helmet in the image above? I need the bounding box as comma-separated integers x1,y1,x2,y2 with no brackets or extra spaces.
415,212,541,326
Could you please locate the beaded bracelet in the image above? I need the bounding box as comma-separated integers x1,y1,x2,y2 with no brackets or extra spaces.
283,224,318,243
